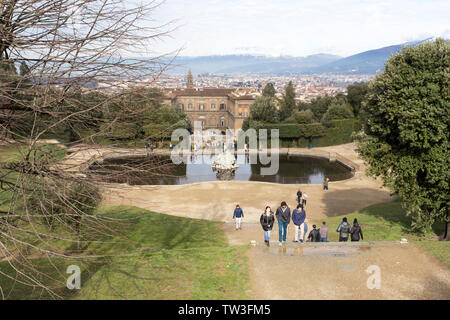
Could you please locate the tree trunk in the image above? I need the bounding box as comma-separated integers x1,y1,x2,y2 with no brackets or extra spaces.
442,212,449,241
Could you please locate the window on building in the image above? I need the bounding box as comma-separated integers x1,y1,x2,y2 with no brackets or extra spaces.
220,118,225,127
188,103,193,109
220,103,226,110
199,104,204,111
238,112,242,116
244,112,248,117
211,104,215,109
178,103,184,110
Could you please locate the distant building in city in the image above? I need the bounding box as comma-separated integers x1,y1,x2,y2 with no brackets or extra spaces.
163,72,260,133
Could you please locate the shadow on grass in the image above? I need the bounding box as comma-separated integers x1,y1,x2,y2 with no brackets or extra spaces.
320,187,391,218
0,206,245,300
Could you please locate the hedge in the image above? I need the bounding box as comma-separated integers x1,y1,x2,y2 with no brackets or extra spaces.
313,118,361,147
252,123,327,138
249,119,361,147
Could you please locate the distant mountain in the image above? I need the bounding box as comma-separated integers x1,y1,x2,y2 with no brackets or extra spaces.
162,37,448,75
306,37,448,74
164,54,342,75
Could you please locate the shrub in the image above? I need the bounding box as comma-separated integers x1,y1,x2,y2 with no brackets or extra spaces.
293,109,315,124
321,103,354,125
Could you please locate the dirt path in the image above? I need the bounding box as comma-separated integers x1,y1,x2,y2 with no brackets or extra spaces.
225,224,450,299
61,143,450,299
246,242,450,300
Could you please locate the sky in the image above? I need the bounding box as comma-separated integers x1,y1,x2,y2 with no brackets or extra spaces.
149,0,450,57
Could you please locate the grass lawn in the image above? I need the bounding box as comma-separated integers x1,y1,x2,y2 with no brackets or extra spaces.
0,206,250,300
0,142,68,212
313,198,449,267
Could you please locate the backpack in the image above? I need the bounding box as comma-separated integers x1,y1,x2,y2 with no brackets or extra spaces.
339,223,350,237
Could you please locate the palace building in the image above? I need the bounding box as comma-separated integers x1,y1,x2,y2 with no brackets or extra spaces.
163,71,260,133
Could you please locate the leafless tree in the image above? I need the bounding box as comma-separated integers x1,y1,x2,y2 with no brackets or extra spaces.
0,0,180,299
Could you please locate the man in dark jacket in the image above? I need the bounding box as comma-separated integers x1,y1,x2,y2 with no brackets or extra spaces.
307,225,321,242
276,201,291,245
336,217,351,242
233,204,244,230
292,204,306,242
296,189,302,203
350,218,364,241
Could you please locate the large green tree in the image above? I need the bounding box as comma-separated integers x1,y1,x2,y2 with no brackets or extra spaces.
307,95,335,121
355,39,449,238
248,96,279,123
280,81,296,121
321,102,354,125
262,82,276,98
347,82,369,117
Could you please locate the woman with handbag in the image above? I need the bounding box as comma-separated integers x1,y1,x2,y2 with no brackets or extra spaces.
260,206,275,246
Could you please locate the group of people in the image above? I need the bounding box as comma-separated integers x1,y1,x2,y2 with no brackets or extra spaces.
232,191,364,246
146,141,173,153
258,201,328,246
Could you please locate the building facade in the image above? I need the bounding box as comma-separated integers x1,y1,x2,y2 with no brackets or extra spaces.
164,73,259,133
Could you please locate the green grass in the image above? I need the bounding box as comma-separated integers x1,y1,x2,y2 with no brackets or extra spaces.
0,206,250,300
0,142,67,164
0,142,68,212
415,241,450,268
313,198,444,242
314,198,449,268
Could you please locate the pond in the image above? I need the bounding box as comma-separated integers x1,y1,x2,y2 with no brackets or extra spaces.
88,154,353,185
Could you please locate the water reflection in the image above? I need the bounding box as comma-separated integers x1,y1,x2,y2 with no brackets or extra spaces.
89,154,353,185
256,245,363,257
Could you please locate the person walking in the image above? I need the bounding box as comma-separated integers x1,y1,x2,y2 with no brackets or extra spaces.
260,206,275,246
319,221,328,242
292,204,306,242
296,189,302,204
307,225,321,242
323,177,329,190
336,217,351,242
302,192,308,207
233,204,244,230
350,218,364,242
275,201,291,246
303,221,308,242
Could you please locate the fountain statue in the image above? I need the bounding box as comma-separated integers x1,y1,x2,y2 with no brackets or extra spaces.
211,150,239,180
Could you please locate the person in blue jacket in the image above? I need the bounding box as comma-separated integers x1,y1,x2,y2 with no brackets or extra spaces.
233,204,244,230
292,204,306,242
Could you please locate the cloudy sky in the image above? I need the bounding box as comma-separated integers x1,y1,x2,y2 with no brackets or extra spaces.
150,0,450,57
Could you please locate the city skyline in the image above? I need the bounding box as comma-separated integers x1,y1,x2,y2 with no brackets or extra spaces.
151,0,450,57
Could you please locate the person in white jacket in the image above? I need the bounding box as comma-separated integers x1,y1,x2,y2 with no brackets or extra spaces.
302,192,308,207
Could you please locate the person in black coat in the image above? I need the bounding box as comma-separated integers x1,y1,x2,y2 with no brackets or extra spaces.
307,225,321,242
260,206,275,246
296,189,302,203
350,218,364,241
